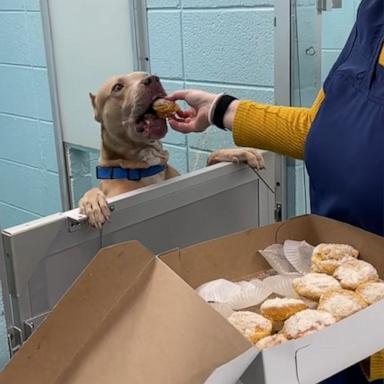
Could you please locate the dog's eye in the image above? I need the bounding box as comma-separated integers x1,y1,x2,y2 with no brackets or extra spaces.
112,83,124,93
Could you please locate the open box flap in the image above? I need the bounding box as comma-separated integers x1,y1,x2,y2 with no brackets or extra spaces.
0,241,254,384
205,347,259,384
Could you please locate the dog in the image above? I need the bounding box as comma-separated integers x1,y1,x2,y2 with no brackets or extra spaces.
79,72,264,228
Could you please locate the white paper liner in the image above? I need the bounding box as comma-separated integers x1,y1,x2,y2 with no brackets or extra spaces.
259,244,297,274
283,240,314,274
228,285,273,310
196,279,242,303
262,274,302,298
208,302,234,318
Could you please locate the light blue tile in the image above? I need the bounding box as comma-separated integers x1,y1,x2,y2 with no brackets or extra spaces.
0,160,61,216
321,1,355,50
24,0,40,11
0,13,30,65
0,116,58,172
42,171,63,215
183,9,274,86
39,121,59,172
182,0,273,7
0,114,41,167
32,68,53,121
25,11,47,67
188,149,210,172
321,50,341,82
185,82,274,103
0,201,40,229
0,0,24,10
163,144,187,174
188,127,235,152
147,0,180,8
148,10,183,79
0,65,37,117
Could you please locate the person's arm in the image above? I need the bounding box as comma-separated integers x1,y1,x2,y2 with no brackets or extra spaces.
230,89,325,160
167,88,325,160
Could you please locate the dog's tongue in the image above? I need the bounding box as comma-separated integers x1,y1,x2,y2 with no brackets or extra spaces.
143,114,167,139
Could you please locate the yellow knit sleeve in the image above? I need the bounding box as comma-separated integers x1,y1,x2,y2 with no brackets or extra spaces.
232,89,325,160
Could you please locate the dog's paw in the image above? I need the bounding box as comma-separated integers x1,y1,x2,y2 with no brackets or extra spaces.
79,188,110,229
207,148,265,170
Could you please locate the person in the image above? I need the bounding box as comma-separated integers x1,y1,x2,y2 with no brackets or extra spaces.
166,0,384,383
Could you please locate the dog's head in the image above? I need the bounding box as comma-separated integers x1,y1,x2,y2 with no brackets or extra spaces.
90,72,168,143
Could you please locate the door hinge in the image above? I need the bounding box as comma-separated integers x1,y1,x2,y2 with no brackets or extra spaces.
274,203,282,222
7,326,22,356
317,0,342,12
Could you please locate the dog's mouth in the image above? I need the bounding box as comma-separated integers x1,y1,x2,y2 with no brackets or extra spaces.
135,96,167,140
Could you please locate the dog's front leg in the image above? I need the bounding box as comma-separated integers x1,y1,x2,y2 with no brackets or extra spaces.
79,188,110,229
207,148,265,170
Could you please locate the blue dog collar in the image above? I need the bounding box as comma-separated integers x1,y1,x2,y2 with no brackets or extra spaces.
96,164,166,181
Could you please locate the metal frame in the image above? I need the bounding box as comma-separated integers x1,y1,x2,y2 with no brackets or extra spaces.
40,0,71,211
273,0,292,220
130,0,151,72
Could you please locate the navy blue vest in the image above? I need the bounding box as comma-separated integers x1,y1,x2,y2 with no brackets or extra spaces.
305,0,384,235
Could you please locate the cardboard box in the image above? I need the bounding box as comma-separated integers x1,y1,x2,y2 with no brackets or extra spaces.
1,215,384,384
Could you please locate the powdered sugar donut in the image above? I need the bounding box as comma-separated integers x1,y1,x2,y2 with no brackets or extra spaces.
318,289,367,320
260,297,308,321
293,273,341,301
255,334,288,350
356,281,384,305
282,309,336,339
333,259,379,290
227,311,272,344
311,243,358,274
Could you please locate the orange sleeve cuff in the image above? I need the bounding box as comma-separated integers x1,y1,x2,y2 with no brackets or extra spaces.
232,89,325,160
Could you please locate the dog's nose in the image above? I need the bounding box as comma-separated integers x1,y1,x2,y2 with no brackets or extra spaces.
142,75,160,86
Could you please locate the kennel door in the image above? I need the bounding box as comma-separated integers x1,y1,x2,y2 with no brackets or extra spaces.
0,162,275,354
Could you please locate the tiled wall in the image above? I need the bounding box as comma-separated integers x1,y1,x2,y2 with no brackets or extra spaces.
0,0,62,229
70,0,275,204
146,0,274,174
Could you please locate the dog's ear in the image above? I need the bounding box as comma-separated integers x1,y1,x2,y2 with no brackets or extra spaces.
89,93,102,122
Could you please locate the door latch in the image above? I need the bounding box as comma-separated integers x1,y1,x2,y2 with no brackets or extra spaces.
317,0,342,12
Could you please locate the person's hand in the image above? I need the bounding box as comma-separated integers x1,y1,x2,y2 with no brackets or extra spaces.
166,90,217,133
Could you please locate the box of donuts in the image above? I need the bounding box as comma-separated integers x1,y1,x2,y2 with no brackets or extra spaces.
159,214,384,383
1,215,383,384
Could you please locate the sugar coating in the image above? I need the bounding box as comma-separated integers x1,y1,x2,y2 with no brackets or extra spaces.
311,243,359,274
293,273,341,300
318,289,367,320
261,297,306,310
255,334,288,350
312,243,359,260
282,309,336,339
356,281,384,305
228,311,272,343
333,259,379,289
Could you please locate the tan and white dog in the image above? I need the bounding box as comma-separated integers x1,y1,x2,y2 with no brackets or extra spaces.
79,72,264,228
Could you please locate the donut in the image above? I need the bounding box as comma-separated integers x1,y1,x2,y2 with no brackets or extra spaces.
311,243,358,274
260,297,308,321
255,334,288,350
282,309,336,339
318,289,368,320
227,311,272,344
292,273,341,301
333,259,379,290
152,98,180,118
356,281,384,305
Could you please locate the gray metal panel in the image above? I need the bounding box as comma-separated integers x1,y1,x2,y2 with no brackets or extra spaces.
1,163,274,344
